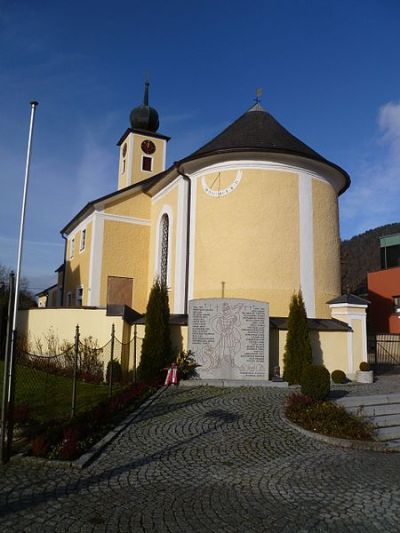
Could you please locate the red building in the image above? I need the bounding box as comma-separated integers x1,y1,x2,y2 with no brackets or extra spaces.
368,234,400,334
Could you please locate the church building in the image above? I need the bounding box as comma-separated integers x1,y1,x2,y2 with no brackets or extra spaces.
60,83,349,319
21,84,369,379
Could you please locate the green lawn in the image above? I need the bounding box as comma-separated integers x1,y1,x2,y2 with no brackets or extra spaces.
0,360,120,422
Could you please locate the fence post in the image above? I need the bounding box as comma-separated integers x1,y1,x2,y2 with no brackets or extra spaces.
1,271,15,464
71,325,79,419
109,324,115,398
133,323,137,384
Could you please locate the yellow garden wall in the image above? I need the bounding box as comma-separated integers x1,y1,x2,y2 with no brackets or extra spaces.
18,308,124,348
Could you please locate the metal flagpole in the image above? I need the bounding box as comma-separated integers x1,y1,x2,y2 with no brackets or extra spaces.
7,101,38,405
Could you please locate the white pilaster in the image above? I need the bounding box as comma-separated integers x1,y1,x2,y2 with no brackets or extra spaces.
299,172,315,318
87,211,104,307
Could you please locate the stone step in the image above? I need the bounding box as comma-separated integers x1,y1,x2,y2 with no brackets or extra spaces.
336,393,400,408
346,403,400,417
372,414,400,427
385,439,400,449
375,425,400,441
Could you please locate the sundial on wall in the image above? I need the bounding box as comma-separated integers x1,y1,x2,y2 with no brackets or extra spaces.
201,170,242,197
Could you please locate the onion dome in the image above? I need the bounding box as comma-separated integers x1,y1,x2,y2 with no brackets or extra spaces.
129,82,159,132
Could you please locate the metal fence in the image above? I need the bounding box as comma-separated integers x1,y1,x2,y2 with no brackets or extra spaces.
0,323,145,463
367,334,400,374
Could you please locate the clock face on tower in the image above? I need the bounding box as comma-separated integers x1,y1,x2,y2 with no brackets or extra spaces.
141,139,156,154
201,170,242,197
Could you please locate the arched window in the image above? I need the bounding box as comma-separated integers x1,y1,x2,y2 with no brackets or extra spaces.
160,214,169,286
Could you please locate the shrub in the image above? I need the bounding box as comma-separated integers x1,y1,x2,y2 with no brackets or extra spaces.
14,403,31,424
285,393,375,440
283,290,312,384
301,364,330,401
106,360,122,384
31,433,50,457
359,361,371,372
60,428,79,461
79,336,104,381
175,350,198,379
138,279,172,382
331,369,347,384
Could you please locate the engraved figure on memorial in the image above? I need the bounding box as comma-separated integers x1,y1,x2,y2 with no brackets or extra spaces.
199,344,219,369
210,302,243,367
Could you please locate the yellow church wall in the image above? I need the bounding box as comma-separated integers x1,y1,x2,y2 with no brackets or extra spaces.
118,134,133,190
148,183,179,311
64,220,93,306
104,191,151,219
193,169,300,316
100,220,150,312
132,133,166,185
312,180,341,318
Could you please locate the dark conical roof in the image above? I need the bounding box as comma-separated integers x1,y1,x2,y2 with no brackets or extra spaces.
184,102,350,193
190,103,326,160
129,82,159,132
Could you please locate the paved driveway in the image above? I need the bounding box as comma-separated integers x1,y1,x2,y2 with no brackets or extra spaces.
1,385,400,532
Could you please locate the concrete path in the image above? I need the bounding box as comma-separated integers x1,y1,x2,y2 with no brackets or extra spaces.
1,385,400,532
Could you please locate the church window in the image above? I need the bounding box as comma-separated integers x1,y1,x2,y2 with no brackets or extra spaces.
122,158,126,174
76,286,83,307
66,292,72,307
393,296,400,314
70,238,75,259
80,229,86,252
142,156,152,172
160,214,169,286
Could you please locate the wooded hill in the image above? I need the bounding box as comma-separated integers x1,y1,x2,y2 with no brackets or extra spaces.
341,222,400,294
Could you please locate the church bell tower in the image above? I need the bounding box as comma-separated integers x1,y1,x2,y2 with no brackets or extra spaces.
117,82,170,190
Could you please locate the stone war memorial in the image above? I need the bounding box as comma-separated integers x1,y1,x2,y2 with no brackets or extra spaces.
188,299,269,383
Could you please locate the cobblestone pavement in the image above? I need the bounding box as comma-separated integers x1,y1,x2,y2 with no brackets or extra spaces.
1,385,400,532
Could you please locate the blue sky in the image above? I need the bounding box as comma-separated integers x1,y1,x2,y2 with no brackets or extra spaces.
1,0,400,291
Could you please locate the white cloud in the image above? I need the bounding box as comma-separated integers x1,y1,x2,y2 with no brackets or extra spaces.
340,101,400,238
379,101,400,150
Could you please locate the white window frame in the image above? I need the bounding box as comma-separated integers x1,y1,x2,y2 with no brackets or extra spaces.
66,292,73,307
155,206,173,288
70,237,75,259
141,155,153,172
76,285,83,307
79,228,86,253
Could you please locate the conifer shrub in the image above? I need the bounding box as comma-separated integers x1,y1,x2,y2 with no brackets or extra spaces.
106,360,122,384
137,279,172,382
331,369,347,384
301,364,330,401
359,361,371,372
283,290,313,384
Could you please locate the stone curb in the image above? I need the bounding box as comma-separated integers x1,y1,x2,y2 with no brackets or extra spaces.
11,385,168,470
179,379,289,388
284,416,399,453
